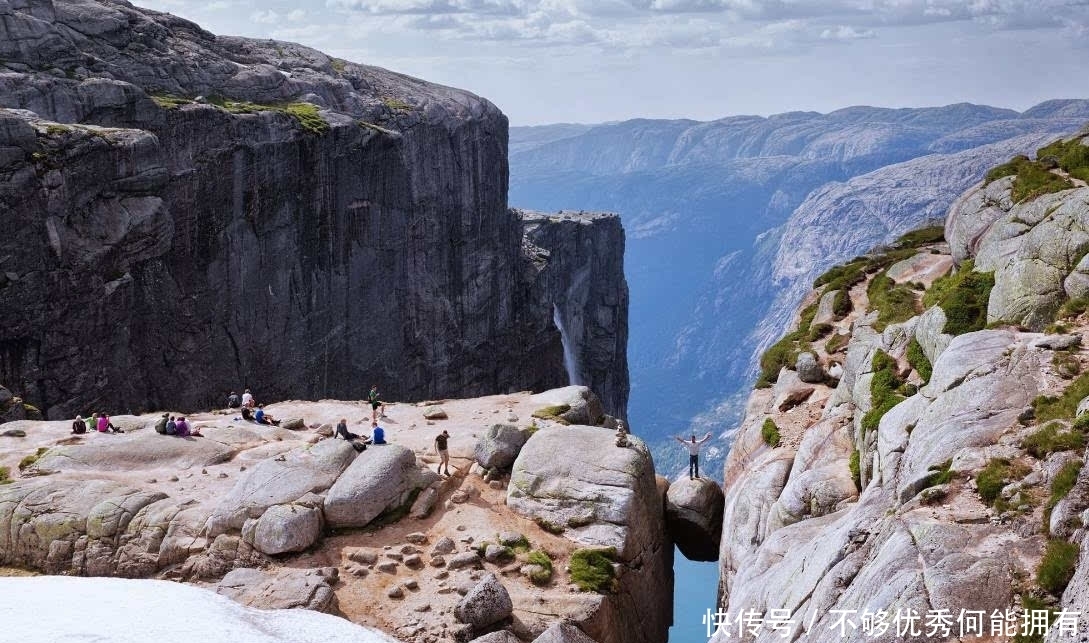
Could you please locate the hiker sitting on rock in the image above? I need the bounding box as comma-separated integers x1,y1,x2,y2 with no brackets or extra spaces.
173,417,202,437
254,405,280,426
165,416,177,435
72,415,87,435
96,412,123,433
371,420,386,445
241,389,254,408
154,413,169,435
227,391,240,408
336,418,370,452
241,406,253,421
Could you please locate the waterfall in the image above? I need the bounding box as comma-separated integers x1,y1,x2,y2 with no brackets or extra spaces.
552,304,582,386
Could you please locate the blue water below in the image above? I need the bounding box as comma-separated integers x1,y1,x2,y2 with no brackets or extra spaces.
669,549,721,642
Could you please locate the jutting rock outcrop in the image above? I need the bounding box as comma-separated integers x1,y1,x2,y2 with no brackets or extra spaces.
507,425,672,643
713,134,1089,641
0,0,628,421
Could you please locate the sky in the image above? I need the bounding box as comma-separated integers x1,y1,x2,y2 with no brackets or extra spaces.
133,0,1089,125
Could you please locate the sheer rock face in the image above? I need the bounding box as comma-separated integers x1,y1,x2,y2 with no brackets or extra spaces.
0,1,628,421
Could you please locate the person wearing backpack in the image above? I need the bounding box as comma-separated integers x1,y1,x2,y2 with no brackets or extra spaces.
154,413,169,435
72,415,87,434
165,416,177,435
227,391,240,408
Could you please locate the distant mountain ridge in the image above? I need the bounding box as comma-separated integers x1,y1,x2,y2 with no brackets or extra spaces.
510,100,1089,473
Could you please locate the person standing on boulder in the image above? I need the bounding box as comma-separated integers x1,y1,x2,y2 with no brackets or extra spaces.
675,432,713,479
434,430,451,476
368,385,385,421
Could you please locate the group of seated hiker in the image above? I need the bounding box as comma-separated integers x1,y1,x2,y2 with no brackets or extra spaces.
71,412,123,434
240,404,279,426
333,418,387,452
153,413,202,437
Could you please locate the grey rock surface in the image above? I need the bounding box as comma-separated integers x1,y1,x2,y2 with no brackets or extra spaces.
532,623,600,643
473,424,528,470
216,566,339,613
0,2,629,425
207,439,356,535
454,573,513,630
247,503,322,556
795,352,825,385
323,444,420,528
507,425,671,643
664,477,724,561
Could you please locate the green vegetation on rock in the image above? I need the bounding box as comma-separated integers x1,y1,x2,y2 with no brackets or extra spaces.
1048,460,1083,511
150,93,191,109
848,450,861,491
1037,539,1080,596
985,154,1074,203
976,458,1029,505
924,459,955,488
569,547,618,593
1022,422,1086,458
532,405,571,424
383,97,413,111
894,225,945,248
923,260,994,335
861,350,904,434
525,549,553,585
1033,372,1089,422
825,333,850,355
1037,134,1089,183
534,517,565,535
0,465,11,484
1052,350,1082,379
761,418,781,448
18,447,48,471
202,97,330,135
906,337,932,384
867,273,919,331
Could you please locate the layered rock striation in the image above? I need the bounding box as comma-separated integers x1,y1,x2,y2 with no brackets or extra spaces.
0,0,628,420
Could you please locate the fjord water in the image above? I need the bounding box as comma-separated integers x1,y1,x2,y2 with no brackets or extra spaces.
670,550,721,642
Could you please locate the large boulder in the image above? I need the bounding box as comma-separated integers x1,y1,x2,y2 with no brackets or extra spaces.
771,369,814,412
506,425,672,643
474,424,528,470
665,478,724,561
811,289,839,326
244,501,323,556
207,439,357,535
453,573,513,631
530,386,604,426
216,567,340,613
323,444,422,528
795,352,825,385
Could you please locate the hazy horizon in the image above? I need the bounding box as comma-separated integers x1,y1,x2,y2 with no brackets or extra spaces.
133,0,1089,126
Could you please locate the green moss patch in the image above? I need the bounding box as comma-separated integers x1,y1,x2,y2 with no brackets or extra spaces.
532,405,571,424
976,458,1029,506
761,418,781,448
1037,539,1080,596
1052,351,1082,379
150,93,192,109
1037,135,1089,183
906,337,932,384
525,549,553,585
1033,372,1089,423
825,333,850,354
203,97,330,135
867,273,920,331
861,350,905,435
18,447,48,471
569,547,618,593
894,226,946,248
1022,422,1086,458
986,154,1075,203
849,450,861,491
0,466,11,485
383,97,413,111
1048,460,1083,511
923,260,994,335
534,517,565,535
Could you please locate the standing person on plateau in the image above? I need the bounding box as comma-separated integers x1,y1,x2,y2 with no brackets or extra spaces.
675,432,713,479
434,430,451,476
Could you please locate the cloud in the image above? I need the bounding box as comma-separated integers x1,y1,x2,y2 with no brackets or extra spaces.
287,8,307,21
819,24,874,40
251,9,280,24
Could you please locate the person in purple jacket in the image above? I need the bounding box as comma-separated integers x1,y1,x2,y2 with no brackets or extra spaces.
173,417,202,437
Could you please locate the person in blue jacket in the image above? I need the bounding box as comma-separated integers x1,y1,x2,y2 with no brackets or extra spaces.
371,420,386,445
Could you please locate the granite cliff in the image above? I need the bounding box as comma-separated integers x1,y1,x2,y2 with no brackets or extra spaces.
0,0,628,420
712,132,1089,641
